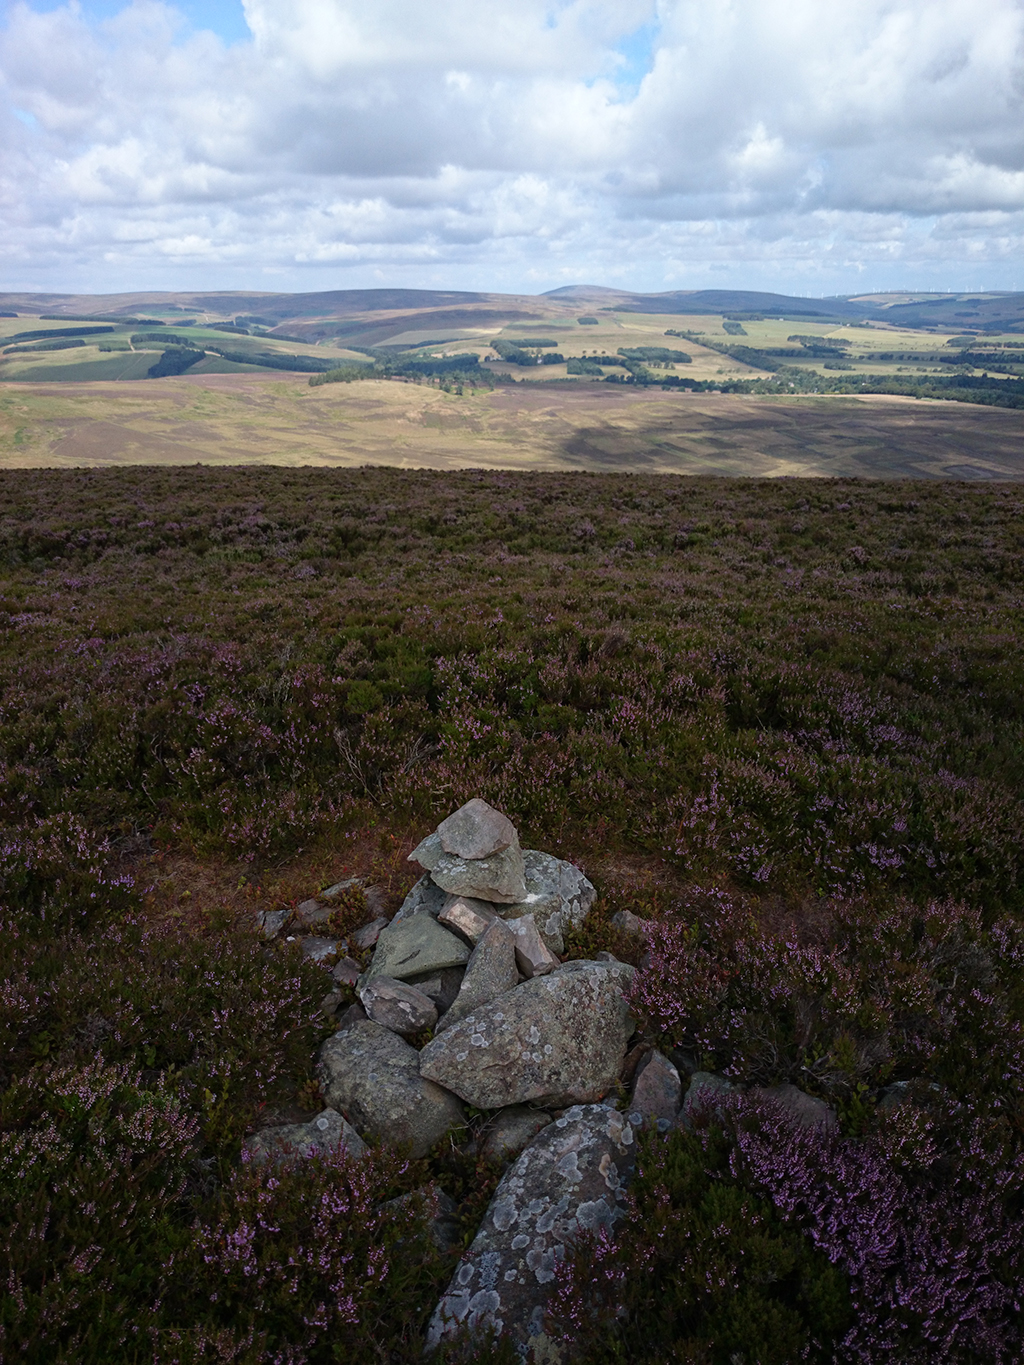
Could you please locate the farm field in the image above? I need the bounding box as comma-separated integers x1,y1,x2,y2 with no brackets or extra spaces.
3,286,1024,400
3,464,1024,1362
3,373,1024,478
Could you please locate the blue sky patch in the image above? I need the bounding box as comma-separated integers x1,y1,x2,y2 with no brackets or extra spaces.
19,0,252,45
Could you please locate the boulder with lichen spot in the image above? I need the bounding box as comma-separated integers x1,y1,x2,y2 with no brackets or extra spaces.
317,1020,464,1159
425,1105,636,1362
418,960,635,1110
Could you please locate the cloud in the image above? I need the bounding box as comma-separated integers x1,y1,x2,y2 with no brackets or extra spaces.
1,0,1023,292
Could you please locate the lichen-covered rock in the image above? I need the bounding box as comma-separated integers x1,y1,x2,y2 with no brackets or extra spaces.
436,919,519,1033
408,830,444,872
317,1020,465,1159
359,975,438,1035
437,798,518,860
299,936,339,963
629,1050,681,1126
246,1108,367,1167
419,960,635,1109
430,844,528,904
506,913,559,978
393,873,447,923
480,1106,552,1164
425,1105,636,1362
363,913,469,982
496,851,596,954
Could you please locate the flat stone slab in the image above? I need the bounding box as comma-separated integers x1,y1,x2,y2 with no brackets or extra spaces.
419,960,636,1110
426,1105,636,1361
350,916,389,951
360,975,438,1035
364,912,470,983
299,936,339,963
246,1108,367,1167
438,894,499,946
317,1020,465,1159
437,919,519,1033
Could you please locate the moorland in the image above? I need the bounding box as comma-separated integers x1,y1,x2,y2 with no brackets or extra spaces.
3,284,1024,477
3,464,1024,1363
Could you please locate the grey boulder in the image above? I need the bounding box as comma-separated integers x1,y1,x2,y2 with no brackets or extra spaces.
436,919,519,1033
419,960,636,1110
611,909,648,937
480,1106,552,1164
680,1071,738,1130
317,1020,465,1159
359,975,438,1035
364,913,469,983
425,1105,636,1362
437,798,519,860
254,907,291,938
295,898,332,928
497,851,596,954
754,1083,839,1133
630,1050,681,1127
246,1108,367,1167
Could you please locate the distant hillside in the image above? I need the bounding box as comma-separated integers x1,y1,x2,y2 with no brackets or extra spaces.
2,285,1023,336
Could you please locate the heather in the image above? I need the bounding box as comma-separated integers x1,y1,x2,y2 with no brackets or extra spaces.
2,466,1024,1361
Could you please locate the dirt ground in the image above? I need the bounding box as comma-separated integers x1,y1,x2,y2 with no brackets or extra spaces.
2,372,1023,479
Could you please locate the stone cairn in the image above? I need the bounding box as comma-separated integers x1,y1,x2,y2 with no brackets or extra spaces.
247,798,837,1362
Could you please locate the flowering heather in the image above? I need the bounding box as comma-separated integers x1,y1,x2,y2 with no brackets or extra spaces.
1,467,1024,1359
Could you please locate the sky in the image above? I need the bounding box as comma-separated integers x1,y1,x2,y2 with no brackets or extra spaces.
1,0,1023,298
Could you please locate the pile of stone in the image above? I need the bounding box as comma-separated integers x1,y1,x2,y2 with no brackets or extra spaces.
314,799,630,1160
247,799,839,1363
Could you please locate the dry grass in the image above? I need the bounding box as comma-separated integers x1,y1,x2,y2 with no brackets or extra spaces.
2,373,1024,477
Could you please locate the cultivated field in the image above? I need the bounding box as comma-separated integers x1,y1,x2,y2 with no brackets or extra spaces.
3,373,1024,478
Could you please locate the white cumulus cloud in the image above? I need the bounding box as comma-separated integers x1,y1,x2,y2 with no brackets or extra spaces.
1,0,1022,293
